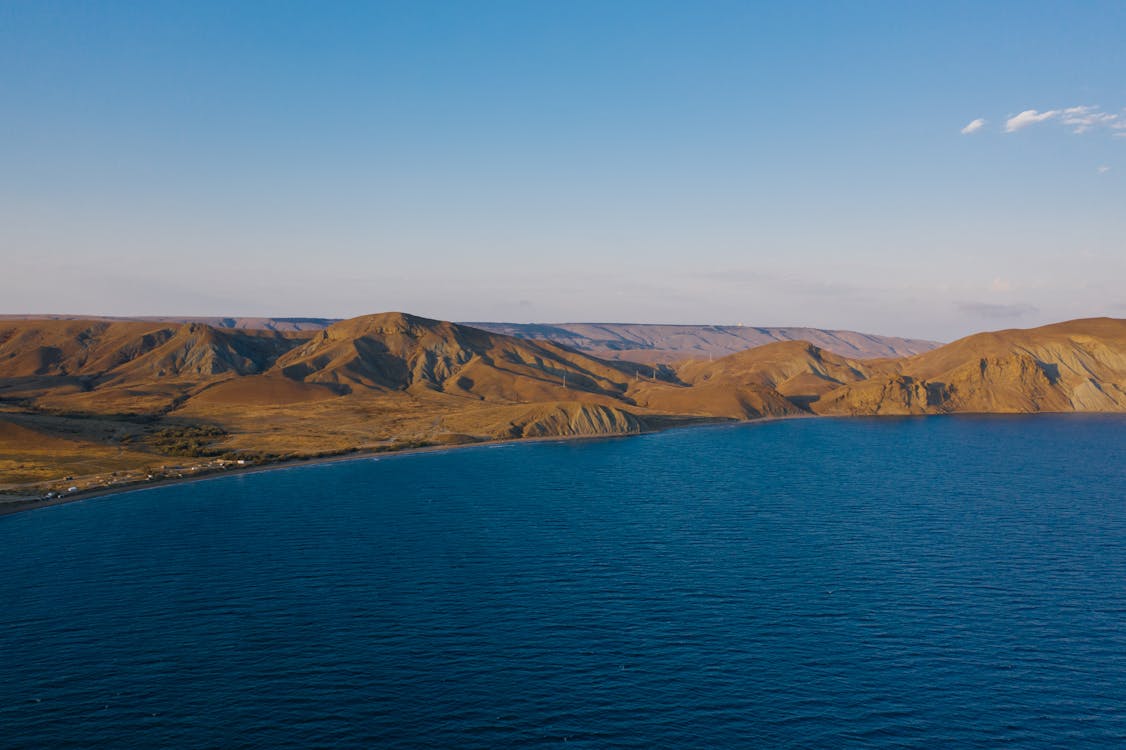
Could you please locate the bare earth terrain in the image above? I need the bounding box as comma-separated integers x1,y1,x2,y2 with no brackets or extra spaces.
1,313,1123,509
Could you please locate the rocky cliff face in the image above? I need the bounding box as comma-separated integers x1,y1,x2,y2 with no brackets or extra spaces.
508,402,644,438
811,319,1126,415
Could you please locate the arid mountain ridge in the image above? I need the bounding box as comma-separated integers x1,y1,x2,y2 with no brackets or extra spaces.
464,322,938,362
1,313,1124,499
0,315,938,361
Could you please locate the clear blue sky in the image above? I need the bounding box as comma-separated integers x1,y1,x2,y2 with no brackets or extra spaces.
2,1,1124,340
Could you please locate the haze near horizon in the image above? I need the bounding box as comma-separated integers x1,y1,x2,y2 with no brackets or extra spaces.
2,1,1124,340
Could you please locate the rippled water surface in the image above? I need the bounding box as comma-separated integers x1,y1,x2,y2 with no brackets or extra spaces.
3,415,1126,748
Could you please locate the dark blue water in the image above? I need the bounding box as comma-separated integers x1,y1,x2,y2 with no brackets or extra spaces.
3,415,1126,748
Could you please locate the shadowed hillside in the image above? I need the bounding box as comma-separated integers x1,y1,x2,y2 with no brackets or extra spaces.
0,319,302,413
269,312,648,401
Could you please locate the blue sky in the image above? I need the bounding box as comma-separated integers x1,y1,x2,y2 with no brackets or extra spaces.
2,1,1124,340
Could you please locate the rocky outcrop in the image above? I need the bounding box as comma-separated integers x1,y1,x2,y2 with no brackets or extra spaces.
812,319,1126,415
813,375,938,415
508,402,643,438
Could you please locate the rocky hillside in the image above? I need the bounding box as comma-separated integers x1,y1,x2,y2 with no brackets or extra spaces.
675,340,878,407
0,320,298,380
0,319,301,413
1,314,1123,494
269,312,649,402
812,318,1126,415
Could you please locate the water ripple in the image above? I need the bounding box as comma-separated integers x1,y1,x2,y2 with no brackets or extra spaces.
2,415,1126,747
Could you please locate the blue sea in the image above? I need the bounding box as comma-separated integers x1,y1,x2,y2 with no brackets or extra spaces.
3,415,1126,748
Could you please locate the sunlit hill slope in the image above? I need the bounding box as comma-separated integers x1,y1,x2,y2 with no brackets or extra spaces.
1,314,1123,496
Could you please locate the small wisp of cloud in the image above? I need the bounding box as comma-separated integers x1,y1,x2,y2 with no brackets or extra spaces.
1097,165,1111,174
998,105,1125,135
1062,106,1120,134
961,118,986,135
1005,109,1060,132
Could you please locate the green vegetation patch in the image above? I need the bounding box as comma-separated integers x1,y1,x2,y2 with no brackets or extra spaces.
145,424,228,457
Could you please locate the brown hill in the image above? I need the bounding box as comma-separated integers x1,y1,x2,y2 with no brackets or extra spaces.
2,313,1125,500
0,319,301,413
1,314,676,498
813,317,1126,415
627,379,802,420
0,319,298,381
269,312,649,403
675,340,880,407
611,339,882,420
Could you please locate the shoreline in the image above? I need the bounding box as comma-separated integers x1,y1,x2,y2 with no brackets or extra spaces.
0,417,741,518
0,434,585,518
4,410,1120,519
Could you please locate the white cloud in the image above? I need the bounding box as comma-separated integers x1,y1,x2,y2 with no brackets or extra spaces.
1060,105,1119,134
1000,104,1122,135
961,118,986,135
1005,109,1060,132
1097,165,1111,174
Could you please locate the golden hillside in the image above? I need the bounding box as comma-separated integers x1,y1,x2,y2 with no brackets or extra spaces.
1,314,1124,501
812,318,1126,415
